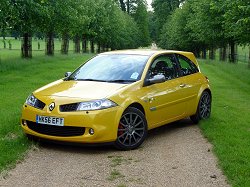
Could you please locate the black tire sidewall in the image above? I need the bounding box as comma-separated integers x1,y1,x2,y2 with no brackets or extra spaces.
198,91,211,120
191,91,211,124
115,107,148,150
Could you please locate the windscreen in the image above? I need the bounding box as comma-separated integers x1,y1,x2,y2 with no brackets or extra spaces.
67,54,149,83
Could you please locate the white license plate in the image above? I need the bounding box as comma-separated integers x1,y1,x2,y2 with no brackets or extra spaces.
36,115,64,126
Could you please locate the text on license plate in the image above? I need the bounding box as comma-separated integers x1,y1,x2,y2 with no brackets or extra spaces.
36,115,64,126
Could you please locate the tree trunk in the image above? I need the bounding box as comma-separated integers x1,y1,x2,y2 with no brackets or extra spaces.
194,48,200,58
229,41,236,63
209,47,215,60
220,45,227,61
74,35,81,53
101,45,105,52
21,33,32,58
8,40,12,50
90,40,95,53
127,0,130,14
119,0,126,12
97,42,101,53
46,32,54,56
61,33,69,55
201,48,206,59
3,40,6,49
82,35,87,53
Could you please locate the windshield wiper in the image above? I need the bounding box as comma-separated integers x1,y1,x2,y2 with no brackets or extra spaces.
107,79,136,83
77,79,108,82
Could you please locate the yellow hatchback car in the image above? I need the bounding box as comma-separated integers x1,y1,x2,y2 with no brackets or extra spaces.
21,50,211,150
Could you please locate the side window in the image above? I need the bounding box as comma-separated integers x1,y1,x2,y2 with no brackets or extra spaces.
148,54,178,80
177,54,199,76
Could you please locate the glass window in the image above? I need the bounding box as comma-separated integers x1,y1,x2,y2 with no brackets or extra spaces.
148,54,178,80
177,54,199,76
67,54,149,83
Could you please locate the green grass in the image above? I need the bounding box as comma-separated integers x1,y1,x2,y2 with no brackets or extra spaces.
198,60,250,187
0,49,250,186
0,37,75,51
0,50,94,172
107,169,124,181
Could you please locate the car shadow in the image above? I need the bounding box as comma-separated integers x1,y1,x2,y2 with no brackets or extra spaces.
147,118,196,138
36,118,196,154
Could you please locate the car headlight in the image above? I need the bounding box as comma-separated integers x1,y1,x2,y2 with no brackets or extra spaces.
77,99,117,111
25,94,37,107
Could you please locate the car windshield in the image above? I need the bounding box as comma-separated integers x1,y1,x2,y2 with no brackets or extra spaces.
67,54,149,83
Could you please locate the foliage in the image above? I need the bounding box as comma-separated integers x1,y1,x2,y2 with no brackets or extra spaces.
151,0,183,41
223,0,250,45
157,0,250,56
131,0,151,46
0,0,148,57
159,2,193,50
0,0,17,37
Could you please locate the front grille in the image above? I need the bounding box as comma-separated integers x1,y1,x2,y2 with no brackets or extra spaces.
60,103,79,112
35,99,46,110
27,121,85,137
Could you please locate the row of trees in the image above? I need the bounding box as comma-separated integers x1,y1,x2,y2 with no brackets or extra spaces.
151,0,250,62
0,0,150,58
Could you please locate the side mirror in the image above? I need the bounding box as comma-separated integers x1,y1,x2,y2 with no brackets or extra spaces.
144,74,166,86
65,72,72,78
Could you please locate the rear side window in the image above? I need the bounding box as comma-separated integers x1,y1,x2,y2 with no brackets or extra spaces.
176,54,199,76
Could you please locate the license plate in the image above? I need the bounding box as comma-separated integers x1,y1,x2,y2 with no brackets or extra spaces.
36,115,64,126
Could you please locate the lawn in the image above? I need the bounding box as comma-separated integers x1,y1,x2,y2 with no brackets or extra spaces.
0,37,74,51
0,50,94,172
199,60,250,187
0,49,249,186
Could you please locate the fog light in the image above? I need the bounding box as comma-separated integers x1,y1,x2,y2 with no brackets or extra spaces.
22,119,27,126
89,128,94,135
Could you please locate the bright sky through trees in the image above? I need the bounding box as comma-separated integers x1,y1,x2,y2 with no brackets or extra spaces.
146,0,153,10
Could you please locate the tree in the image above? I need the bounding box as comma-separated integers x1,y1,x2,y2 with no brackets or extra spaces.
11,0,45,58
159,2,197,52
131,0,150,46
185,0,226,59
223,0,250,62
0,0,16,39
152,0,183,41
118,0,126,12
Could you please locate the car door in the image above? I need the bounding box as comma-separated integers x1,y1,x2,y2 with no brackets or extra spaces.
175,54,201,115
141,54,187,128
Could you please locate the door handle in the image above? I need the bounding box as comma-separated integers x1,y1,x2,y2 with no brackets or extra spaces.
180,83,186,88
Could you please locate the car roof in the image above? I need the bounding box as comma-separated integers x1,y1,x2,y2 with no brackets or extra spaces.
100,49,198,67
100,49,194,57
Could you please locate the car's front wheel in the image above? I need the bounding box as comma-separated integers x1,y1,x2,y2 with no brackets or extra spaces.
190,91,212,124
115,107,147,150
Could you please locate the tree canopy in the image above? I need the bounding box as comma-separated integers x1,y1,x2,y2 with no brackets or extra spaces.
156,0,250,61
0,0,249,61
0,0,151,57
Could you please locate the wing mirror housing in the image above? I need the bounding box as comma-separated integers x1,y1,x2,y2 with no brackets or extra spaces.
65,72,72,78
144,74,166,86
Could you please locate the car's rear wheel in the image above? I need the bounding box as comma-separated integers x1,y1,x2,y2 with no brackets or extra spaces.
190,91,211,124
115,107,147,150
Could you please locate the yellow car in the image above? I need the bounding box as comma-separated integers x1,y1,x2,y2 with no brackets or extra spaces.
21,50,211,150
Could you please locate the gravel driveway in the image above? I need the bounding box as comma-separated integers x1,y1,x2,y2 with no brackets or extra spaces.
0,119,229,187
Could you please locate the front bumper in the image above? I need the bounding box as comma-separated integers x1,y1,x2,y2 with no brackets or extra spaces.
21,103,122,144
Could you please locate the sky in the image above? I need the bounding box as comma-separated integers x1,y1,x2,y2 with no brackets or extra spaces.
146,0,153,11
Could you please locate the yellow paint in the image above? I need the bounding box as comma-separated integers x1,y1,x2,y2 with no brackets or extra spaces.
21,50,210,144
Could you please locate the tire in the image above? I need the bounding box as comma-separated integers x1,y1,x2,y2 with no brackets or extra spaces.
190,91,212,124
115,107,147,150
